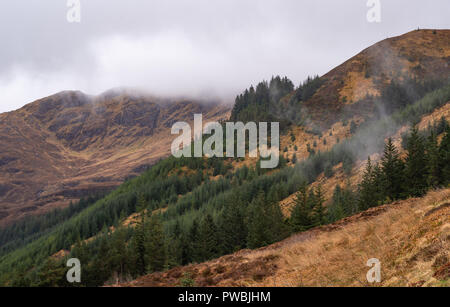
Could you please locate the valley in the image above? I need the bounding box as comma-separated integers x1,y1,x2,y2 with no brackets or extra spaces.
0,29,449,287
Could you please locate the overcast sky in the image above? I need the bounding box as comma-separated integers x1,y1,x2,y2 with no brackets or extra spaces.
0,0,449,112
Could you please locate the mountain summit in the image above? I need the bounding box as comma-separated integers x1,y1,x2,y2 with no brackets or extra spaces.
0,91,229,225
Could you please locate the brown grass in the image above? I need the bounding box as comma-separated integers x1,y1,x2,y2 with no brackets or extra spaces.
122,188,450,287
256,189,450,287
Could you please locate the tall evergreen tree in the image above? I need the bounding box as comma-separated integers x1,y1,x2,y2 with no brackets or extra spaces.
358,157,375,210
426,130,440,188
439,126,450,185
247,192,287,249
312,185,326,226
188,219,201,263
405,127,428,196
358,157,385,210
290,183,314,231
132,213,146,275
109,228,129,280
132,194,148,275
199,214,219,261
219,195,247,254
145,215,166,273
327,185,345,223
380,138,405,200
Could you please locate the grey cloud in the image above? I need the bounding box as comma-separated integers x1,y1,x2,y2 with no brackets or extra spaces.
0,0,449,112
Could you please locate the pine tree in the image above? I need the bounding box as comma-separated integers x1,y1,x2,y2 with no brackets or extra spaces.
381,138,405,200
312,185,326,226
109,228,129,280
219,195,247,254
372,163,385,205
439,126,450,185
358,157,375,210
247,192,287,249
426,130,440,188
83,237,111,286
405,127,428,196
36,259,67,287
341,183,358,216
145,216,166,272
188,219,201,263
290,183,314,231
247,193,270,248
165,220,183,268
358,157,385,210
132,212,147,275
327,185,345,223
327,183,358,222
131,193,150,275
199,214,219,260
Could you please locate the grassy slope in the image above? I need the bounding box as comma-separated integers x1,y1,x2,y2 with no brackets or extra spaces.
123,188,450,287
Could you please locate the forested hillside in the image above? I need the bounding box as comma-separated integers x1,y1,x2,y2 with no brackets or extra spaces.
0,29,449,287
1,78,449,286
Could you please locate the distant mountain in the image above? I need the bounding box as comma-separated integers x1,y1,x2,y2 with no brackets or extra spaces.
0,90,230,225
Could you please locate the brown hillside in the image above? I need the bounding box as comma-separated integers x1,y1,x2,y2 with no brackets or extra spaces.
122,188,450,287
1,29,448,226
0,90,230,225
304,29,450,126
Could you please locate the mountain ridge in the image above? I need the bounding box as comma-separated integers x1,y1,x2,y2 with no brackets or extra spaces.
0,91,230,225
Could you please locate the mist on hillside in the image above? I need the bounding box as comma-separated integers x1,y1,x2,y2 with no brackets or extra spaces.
1,0,449,112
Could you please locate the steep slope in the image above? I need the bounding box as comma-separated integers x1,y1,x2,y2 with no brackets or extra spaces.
1,29,449,287
2,30,448,226
123,189,450,287
0,90,230,225
298,29,450,126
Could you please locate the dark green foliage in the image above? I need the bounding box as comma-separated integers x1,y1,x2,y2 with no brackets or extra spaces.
358,157,383,210
380,77,444,114
219,195,247,254
247,192,289,249
290,183,326,231
290,183,312,232
145,216,166,272
312,185,326,227
292,75,324,102
34,259,68,287
0,195,102,257
180,272,195,287
404,128,428,197
380,138,405,200
439,126,450,185
198,214,219,261
327,184,358,223
426,131,440,188
230,76,294,130
132,212,146,275
436,116,449,134
187,219,201,263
